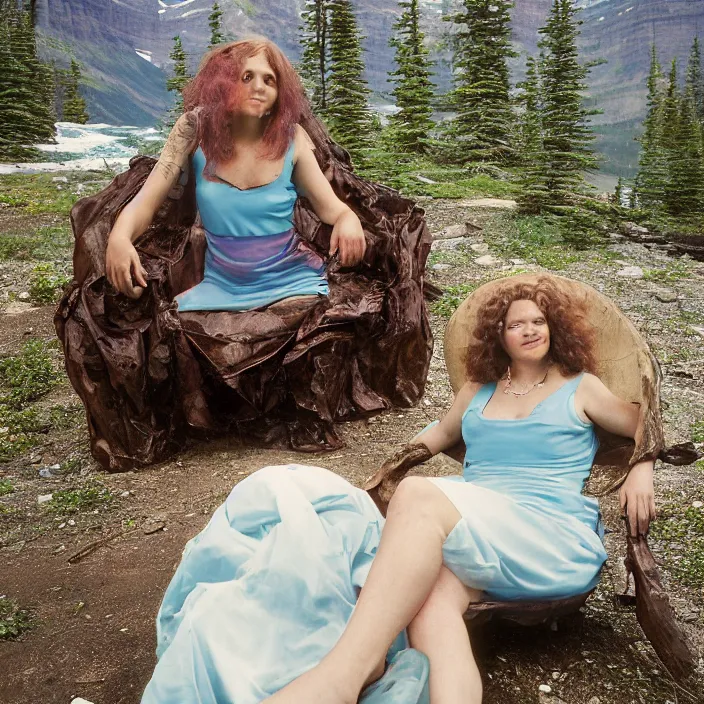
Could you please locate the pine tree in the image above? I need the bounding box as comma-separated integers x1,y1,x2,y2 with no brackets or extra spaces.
534,0,599,205
208,2,224,48
0,0,56,160
326,0,374,163
613,177,624,206
516,54,549,212
388,0,435,153
661,59,683,213
62,60,89,124
166,36,191,126
659,59,704,216
299,0,329,113
671,89,704,214
444,0,516,163
685,36,704,123
634,45,668,210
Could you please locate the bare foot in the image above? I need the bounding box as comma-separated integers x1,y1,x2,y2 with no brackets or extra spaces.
264,663,358,704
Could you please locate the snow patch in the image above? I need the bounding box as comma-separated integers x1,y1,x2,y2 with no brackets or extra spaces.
179,8,209,18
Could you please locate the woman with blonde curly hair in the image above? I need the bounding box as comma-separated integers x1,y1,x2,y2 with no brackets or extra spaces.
142,278,656,704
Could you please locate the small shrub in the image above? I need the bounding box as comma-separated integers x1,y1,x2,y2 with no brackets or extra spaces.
0,479,14,496
28,263,71,304
0,597,34,640
48,482,114,514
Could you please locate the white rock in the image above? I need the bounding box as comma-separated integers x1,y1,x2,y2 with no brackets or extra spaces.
691,326,704,340
431,237,467,251
37,493,53,504
539,684,552,693
510,258,525,265
431,263,453,271
475,255,501,267
435,224,468,240
469,242,489,253
616,266,643,278
693,501,703,509
52,176,68,183
415,175,436,184
71,699,96,704
18,292,31,301
120,490,130,498
654,290,677,303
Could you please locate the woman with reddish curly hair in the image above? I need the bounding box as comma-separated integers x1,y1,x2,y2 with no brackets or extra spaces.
465,277,598,383
106,36,365,306
265,278,656,704
140,278,656,703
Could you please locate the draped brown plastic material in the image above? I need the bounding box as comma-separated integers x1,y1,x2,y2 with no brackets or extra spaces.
365,274,697,683
55,116,433,472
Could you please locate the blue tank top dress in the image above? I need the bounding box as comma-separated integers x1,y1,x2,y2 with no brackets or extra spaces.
175,143,329,312
428,374,608,600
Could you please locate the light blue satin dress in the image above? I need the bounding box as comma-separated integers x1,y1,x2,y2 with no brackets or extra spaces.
141,465,430,704
428,373,607,600
141,375,607,702
175,143,329,312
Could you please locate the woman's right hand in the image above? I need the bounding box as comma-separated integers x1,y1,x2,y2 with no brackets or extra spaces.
106,234,148,299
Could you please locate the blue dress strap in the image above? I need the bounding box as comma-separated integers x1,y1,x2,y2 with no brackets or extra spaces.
463,383,496,419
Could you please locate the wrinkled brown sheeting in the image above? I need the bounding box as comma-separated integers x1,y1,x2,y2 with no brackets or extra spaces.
55,116,433,472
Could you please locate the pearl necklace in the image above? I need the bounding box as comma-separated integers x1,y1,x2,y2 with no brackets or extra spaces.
503,366,551,396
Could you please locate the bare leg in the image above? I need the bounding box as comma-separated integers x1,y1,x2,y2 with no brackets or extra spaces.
265,477,461,703
408,566,483,704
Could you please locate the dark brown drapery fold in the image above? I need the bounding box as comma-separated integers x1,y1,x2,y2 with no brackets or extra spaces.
55,117,433,471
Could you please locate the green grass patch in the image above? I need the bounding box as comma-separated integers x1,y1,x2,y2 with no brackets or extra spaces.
358,149,521,200
431,282,480,319
0,479,14,496
0,597,34,640
0,340,61,409
643,259,694,284
0,340,61,462
47,482,114,514
0,174,83,215
483,213,581,270
692,420,704,444
650,502,704,590
0,224,73,263
29,263,71,304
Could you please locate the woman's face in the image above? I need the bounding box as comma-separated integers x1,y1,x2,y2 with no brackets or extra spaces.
501,299,550,363
236,52,278,117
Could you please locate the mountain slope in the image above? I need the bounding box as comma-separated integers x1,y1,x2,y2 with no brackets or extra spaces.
35,1,704,174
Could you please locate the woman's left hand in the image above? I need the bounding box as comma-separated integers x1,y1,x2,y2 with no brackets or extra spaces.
619,460,657,537
329,210,366,267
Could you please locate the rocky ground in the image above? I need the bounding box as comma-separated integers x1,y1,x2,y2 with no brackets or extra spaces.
0,173,702,704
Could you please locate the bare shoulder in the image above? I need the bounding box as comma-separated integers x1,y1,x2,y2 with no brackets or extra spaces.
293,124,316,163
578,372,608,394
456,380,482,404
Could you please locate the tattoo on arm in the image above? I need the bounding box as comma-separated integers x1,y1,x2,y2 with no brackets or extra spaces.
155,111,199,182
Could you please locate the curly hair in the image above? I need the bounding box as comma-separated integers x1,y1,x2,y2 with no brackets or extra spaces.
465,277,597,383
182,37,314,174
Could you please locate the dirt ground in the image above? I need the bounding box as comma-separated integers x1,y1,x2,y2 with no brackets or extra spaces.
1,192,703,704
